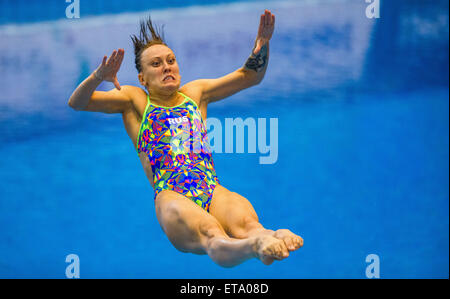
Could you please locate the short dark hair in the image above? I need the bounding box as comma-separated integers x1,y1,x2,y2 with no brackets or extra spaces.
130,16,168,73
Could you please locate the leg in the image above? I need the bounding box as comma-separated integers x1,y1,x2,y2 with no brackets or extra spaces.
209,185,268,237
154,189,288,267
209,185,303,254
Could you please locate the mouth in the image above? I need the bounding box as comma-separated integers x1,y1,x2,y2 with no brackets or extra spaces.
163,75,175,82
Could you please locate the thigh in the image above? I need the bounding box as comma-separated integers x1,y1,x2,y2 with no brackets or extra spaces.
155,189,227,254
209,185,261,238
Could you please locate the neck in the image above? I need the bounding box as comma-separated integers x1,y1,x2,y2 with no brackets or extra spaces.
148,90,181,106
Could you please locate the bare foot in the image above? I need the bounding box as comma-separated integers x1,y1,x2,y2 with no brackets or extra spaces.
253,235,290,265
273,229,303,252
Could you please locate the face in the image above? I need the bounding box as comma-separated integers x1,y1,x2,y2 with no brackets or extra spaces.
138,44,181,95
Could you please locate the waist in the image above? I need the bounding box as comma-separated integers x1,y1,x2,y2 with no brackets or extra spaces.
152,157,217,187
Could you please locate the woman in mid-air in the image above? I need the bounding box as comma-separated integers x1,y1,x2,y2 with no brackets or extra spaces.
68,9,303,267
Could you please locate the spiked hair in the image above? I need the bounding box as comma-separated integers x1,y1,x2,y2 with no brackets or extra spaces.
130,16,168,73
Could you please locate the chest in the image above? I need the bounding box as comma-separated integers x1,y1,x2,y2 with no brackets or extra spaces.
144,103,205,137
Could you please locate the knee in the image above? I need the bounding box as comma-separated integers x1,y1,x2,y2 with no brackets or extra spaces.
206,237,236,268
158,202,196,253
199,218,223,240
198,218,231,255
156,193,182,221
156,198,186,235
164,200,182,220
240,214,261,230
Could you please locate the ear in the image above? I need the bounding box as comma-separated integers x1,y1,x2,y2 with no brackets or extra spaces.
138,72,146,87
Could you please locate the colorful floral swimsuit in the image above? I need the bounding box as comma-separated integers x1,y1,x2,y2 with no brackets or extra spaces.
136,91,219,212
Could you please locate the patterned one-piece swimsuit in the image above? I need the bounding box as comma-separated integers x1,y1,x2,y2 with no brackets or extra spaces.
136,91,219,212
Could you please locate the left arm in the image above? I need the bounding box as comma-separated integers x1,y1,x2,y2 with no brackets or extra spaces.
185,10,275,104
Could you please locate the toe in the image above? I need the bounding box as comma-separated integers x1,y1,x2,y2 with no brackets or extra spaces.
280,243,290,258
285,238,296,251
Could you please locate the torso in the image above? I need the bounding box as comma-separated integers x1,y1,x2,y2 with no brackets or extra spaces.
121,84,207,187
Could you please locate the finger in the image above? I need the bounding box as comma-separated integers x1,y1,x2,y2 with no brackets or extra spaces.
101,55,107,67
116,48,124,58
265,10,270,25
112,49,120,62
117,48,125,58
271,14,275,26
106,52,115,66
113,49,124,68
106,50,117,65
119,48,125,59
113,77,121,90
113,53,124,73
110,49,118,61
258,14,264,36
117,50,124,67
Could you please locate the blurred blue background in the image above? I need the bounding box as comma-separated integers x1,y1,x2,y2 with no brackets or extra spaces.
0,0,448,278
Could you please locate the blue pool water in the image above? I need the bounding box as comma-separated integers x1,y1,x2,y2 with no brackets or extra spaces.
0,0,448,278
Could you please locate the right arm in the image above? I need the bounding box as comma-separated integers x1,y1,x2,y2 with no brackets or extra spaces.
68,48,130,113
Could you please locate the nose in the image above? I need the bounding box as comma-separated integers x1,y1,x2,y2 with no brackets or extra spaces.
162,62,172,73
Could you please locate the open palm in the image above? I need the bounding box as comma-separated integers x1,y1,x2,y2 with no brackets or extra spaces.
254,10,275,55
95,48,124,90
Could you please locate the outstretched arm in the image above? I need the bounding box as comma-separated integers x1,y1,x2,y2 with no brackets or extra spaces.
184,9,275,104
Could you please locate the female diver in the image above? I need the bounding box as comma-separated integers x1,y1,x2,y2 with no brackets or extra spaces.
68,10,303,267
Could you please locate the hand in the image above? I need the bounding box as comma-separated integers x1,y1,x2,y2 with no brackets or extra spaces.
94,48,125,90
253,10,275,55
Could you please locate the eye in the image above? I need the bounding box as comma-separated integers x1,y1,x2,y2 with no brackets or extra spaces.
151,61,160,67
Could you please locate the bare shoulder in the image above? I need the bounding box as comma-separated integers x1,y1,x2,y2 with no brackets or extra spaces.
120,85,148,112
120,85,147,101
179,80,204,107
